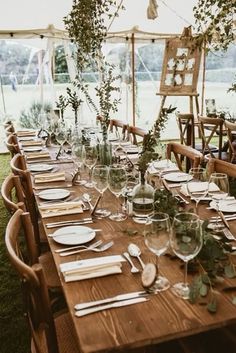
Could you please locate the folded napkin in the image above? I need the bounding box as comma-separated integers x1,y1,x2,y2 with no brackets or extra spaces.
148,160,179,175
34,172,65,184
60,255,125,282
180,182,219,197
16,130,36,137
26,151,51,160
39,201,83,218
21,140,42,147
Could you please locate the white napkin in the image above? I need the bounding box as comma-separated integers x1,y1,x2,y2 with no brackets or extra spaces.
34,172,65,184
16,130,36,137
148,160,178,175
39,201,83,218
180,182,219,197
60,255,125,282
26,151,50,160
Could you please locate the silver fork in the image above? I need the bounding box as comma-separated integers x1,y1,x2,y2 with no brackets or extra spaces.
222,228,235,241
54,240,103,253
60,240,114,257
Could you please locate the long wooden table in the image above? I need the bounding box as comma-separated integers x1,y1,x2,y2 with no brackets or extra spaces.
25,146,236,353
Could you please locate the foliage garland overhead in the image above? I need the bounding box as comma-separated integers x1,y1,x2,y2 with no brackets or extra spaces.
193,0,236,51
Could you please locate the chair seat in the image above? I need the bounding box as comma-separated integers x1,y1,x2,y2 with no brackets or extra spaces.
31,312,79,353
194,143,218,154
204,151,230,161
39,252,61,289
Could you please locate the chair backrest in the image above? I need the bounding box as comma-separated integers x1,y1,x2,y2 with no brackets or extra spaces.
207,158,236,178
5,134,21,157
1,174,26,214
4,123,15,136
109,119,128,140
166,142,203,171
10,153,41,249
224,120,236,163
127,125,148,145
5,209,59,353
176,113,195,147
198,115,224,158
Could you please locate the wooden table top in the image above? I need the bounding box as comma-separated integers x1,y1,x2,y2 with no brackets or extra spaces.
25,146,236,353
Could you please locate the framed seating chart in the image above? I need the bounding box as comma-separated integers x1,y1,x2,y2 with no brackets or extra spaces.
159,29,202,96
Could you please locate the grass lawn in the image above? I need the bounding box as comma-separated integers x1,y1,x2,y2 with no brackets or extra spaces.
0,153,30,353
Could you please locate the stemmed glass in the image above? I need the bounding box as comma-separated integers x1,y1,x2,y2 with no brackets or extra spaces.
71,143,86,185
170,212,203,299
144,213,171,292
208,173,229,231
108,165,127,221
91,165,111,217
186,167,208,214
55,123,67,158
84,145,98,188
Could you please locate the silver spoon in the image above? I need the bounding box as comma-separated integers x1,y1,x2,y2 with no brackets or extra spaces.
128,243,146,270
123,252,140,273
82,193,93,209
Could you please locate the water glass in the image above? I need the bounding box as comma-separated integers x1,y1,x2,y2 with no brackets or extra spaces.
170,212,202,299
145,213,171,292
108,165,127,221
91,165,110,217
186,167,208,214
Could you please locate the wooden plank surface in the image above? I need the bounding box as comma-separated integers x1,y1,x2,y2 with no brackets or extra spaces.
27,150,236,353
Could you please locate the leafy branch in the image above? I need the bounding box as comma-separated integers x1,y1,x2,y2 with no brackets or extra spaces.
55,95,68,122
137,105,176,178
66,87,83,127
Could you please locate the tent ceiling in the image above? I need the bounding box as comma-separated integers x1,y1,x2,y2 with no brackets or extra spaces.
0,0,197,40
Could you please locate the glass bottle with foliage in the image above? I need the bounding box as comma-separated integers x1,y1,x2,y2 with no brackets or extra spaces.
132,106,176,222
66,87,83,130
55,95,68,122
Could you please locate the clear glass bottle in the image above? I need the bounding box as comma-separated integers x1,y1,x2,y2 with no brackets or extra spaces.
132,172,154,223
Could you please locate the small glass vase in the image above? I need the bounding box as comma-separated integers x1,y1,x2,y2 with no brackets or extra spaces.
99,141,112,166
132,172,154,223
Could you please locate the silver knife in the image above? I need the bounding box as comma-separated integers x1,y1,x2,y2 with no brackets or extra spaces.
75,297,148,317
46,220,93,229
46,218,92,226
74,291,147,311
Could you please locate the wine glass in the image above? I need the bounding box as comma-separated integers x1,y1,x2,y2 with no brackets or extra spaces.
208,173,229,231
144,213,171,292
186,167,208,214
84,145,98,188
55,123,67,157
71,143,86,185
108,165,127,221
91,165,111,217
170,212,203,299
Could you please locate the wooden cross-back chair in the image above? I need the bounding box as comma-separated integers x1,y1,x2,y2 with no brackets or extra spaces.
109,119,128,141
127,125,148,145
198,116,228,160
224,120,236,163
2,174,61,292
5,209,78,353
1,174,26,214
207,158,236,178
166,142,203,172
176,113,195,147
5,133,21,157
10,153,45,252
4,123,15,136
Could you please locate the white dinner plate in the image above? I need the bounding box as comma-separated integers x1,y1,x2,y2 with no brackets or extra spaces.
38,188,70,201
24,146,43,152
209,200,236,213
153,159,176,169
29,164,54,172
52,226,96,245
163,172,193,183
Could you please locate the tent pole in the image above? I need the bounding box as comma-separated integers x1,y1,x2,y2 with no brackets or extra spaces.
201,41,206,116
0,74,6,115
131,33,135,126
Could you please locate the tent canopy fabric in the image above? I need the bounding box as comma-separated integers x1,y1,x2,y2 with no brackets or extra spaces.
0,0,197,42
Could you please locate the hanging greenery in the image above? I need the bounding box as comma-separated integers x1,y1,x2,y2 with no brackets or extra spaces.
193,0,235,51
137,106,176,177
64,0,125,70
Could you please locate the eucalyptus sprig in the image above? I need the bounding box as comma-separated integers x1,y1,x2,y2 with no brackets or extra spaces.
66,87,83,127
137,105,176,177
193,0,235,52
189,221,236,313
55,95,68,122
